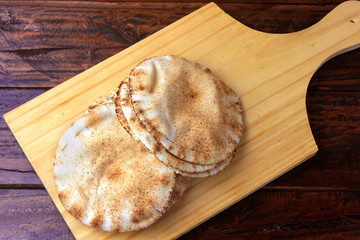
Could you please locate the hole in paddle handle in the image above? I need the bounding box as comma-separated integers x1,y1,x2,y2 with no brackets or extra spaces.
350,19,358,23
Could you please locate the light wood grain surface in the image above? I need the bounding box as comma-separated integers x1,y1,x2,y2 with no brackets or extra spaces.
4,1,360,239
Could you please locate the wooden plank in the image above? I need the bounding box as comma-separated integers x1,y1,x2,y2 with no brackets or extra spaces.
180,190,360,239
0,3,336,51
0,4,359,88
0,170,41,187
0,189,73,239
0,89,45,186
3,2,360,238
0,189,359,240
0,129,41,187
0,89,46,128
308,49,360,91
0,48,359,89
0,49,121,88
1,129,35,170
0,6,187,51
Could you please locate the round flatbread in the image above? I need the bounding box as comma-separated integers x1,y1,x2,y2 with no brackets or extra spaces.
172,151,235,178
115,78,222,174
129,55,243,165
116,78,236,178
168,174,191,210
54,95,176,232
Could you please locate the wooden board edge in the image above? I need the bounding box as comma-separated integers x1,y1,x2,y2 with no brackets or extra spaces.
3,113,33,164
3,112,78,238
174,146,318,239
2,2,221,126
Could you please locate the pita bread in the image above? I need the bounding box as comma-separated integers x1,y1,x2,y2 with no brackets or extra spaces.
172,151,235,178
168,174,191,210
115,78,222,174
54,95,176,232
129,55,243,165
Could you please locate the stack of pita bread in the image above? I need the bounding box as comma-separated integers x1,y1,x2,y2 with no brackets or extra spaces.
54,55,243,232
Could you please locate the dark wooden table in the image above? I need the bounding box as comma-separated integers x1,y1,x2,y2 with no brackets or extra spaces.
1,1,360,239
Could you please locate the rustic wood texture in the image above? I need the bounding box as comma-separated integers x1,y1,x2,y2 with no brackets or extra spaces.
1,1,360,239
0,4,360,88
179,190,360,240
0,189,73,239
5,1,360,239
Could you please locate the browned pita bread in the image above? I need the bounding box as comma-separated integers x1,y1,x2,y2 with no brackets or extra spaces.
168,174,191,210
54,95,176,232
54,55,243,233
129,55,243,165
115,78,224,175
171,151,235,178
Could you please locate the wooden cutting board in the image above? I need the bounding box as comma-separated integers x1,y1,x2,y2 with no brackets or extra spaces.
4,1,360,239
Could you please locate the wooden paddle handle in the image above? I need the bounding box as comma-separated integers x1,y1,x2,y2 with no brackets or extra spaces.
297,1,360,67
